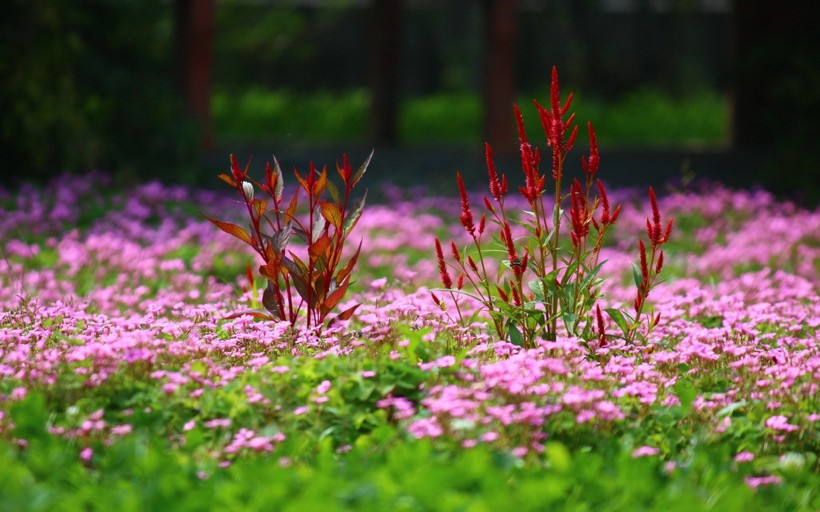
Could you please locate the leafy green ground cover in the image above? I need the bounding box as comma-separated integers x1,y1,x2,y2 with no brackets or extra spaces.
0,172,817,510
212,88,727,147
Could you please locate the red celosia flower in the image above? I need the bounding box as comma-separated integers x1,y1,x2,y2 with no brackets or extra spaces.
450,241,462,264
595,304,607,347
501,221,518,263
582,122,600,178
456,172,476,237
646,187,673,248
638,239,649,289
569,178,589,246
485,143,507,202
435,237,453,289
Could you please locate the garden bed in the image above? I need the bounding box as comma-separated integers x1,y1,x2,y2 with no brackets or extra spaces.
0,171,817,510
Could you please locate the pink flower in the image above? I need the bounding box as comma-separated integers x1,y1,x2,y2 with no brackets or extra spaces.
744,475,782,489
110,424,132,436
734,451,755,463
631,446,660,458
764,415,799,432
80,447,93,462
407,417,443,439
316,380,331,394
183,420,196,431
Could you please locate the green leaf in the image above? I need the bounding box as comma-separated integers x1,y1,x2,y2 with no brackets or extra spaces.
352,150,374,187
672,379,697,413
343,189,367,236
507,323,524,347
717,401,749,418
605,308,631,335
631,263,643,289
326,179,341,203
528,280,545,302
562,312,578,335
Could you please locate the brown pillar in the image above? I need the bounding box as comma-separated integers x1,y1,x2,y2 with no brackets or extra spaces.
369,0,402,145
483,0,519,154
175,0,215,150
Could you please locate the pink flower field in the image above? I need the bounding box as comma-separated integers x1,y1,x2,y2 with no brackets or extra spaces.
0,171,818,508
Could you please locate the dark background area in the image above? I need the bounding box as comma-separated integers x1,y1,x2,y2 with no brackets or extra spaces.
1,0,818,204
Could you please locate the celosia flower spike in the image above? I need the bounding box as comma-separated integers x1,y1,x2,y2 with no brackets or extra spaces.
450,241,461,264
646,187,673,248
638,240,649,288
435,238,453,289
456,172,476,237
501,221,519,263
595,304,607,347
485,143,505,202
583,122,600,178
569,178,589,247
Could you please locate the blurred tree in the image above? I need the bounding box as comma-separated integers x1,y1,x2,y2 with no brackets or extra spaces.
483,0,519,154
174,0,215,150
369,0,402,145
0,0,199,186
0,1,93,184
732,1,820,203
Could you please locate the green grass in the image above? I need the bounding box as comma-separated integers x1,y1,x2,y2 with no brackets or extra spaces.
212,87,728,147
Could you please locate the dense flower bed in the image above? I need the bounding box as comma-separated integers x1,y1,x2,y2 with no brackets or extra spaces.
0,173,817,506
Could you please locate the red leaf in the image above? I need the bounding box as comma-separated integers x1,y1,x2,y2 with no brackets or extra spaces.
320,201,343,229
204,215,254,247
217,173,237,188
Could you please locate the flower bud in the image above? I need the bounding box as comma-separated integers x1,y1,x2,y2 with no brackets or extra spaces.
242,181,254,202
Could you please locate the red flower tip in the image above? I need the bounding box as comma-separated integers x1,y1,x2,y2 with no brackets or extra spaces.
513,104,528,144
450,241,461,263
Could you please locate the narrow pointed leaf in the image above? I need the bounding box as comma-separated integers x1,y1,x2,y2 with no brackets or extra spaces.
223,310,274,321
309,232,332,261
286,192,299,222
605,308,630,335
335,240,362,283
217,173,237,188
336,303,360,321
203,216,254,246
262,282,283,319
272,156,284,202
293,168,310,193
320,201,343,229
352,150,374,188
314,167,328,199
322,275,350,313
326,180,341,204
271,223,291,255
311,208,327,243
343,189,367,236
631,263,643,289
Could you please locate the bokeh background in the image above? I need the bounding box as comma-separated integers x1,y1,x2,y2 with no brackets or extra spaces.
1,0,818,204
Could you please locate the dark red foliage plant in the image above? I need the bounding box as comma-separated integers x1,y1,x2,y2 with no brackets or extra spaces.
435,67,672,350
205,151,371,333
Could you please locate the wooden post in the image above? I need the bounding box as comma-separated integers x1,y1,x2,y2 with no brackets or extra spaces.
174,0,215,150
483,0,519,155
